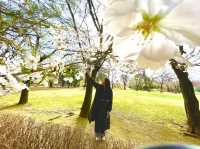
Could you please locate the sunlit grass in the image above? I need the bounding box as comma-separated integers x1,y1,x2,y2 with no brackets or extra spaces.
113,89,185,122
0,88,200,147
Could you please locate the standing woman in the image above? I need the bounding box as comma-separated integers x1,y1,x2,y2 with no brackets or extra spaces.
88,74,113,140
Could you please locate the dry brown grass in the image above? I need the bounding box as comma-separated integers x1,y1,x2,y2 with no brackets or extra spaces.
0,113,134,149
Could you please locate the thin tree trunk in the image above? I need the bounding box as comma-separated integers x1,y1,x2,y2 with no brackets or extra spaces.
123,82,126,90
49,80,53,88
18,80,30,104
171,60,200,134
18,36,40,105
79,68,98,118
160,81,163,92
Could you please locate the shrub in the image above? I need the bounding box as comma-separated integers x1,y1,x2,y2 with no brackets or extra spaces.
0,113,134,149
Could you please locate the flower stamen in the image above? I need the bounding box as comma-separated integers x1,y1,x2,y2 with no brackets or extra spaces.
136,14,161,38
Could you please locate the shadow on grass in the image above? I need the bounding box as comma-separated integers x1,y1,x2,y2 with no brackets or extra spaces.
0,103,24,111
74,116,88,131
74,116,88,130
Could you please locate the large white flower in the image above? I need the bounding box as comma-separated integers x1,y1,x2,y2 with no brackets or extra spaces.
103,0,200,69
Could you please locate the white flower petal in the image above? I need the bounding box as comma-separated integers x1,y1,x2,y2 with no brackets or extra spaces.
103,0,136,37
104,14,134,37
136,33,178,69
137,54,167,69
135,0,149,14
103,0,136,15
160,0,200,46
113,36,141,60
160,25,200,46
148,0,183,17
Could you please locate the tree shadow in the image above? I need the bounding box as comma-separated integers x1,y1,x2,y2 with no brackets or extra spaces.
74,116,89,131
75,116,88,127
0,103,23,111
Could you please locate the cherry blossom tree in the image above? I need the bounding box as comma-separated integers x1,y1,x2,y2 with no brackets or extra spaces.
0,0,63,103
61,0,114,117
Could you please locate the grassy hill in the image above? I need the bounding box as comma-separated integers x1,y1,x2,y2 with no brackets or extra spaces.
0,88,200,148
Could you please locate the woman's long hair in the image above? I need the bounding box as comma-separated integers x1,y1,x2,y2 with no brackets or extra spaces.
104,78,111,89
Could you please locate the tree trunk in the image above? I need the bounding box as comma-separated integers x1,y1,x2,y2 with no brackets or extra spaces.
79,68,98,118
18,80,30,105
61,80,65,88
160,81,163,92
171,60,200,134
49,80,54,88
123,82,126,90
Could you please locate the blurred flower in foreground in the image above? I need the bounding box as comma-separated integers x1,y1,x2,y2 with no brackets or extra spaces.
103,0,200,69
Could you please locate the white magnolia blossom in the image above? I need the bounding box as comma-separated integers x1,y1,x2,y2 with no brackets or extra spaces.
103,0,200,69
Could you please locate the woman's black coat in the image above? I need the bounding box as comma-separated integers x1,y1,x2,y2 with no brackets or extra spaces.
89,80,113,133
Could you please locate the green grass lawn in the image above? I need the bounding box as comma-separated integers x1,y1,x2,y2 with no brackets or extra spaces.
0,88,200,148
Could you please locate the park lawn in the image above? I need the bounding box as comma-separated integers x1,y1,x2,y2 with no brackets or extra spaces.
0,88,200,148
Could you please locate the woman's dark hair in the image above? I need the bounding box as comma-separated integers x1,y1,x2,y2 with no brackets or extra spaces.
104,78,111,89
